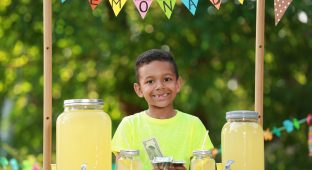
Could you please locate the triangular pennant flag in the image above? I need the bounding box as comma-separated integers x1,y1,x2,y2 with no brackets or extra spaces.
181,0,199,15
306,113,312,125
157,0,176,19
238,0,244,4
89,0,102,10
61,0,66,3
210,0,221,10
264,128,273,141
274,0,293,26
283,119,294,133
272,127,281,137
133,0,153,19
109,0,127,16
293,118,300,130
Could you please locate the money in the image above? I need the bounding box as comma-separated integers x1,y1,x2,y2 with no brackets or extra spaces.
152,156,173,170
152,157,185,169
143,138,163,162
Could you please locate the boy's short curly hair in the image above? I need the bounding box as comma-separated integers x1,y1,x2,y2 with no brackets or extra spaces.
135,49,179,81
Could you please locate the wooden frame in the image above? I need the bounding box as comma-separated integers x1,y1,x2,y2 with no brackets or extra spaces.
42,1,265,169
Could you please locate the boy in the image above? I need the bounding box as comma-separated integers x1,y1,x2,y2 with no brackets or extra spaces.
112,49,214,170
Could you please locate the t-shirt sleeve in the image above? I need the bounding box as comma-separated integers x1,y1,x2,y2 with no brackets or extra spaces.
190,117,214,151
111,117,133,155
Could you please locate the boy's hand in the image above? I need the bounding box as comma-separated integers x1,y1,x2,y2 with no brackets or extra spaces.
172,166,186,170
153,166,186,170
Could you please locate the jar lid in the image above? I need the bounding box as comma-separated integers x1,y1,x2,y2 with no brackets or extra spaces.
226,110,258,120
120,149,140,156
192,150,212,156
64,99,104,106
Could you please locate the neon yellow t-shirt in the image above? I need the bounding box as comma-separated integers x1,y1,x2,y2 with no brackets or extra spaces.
112,110,214,170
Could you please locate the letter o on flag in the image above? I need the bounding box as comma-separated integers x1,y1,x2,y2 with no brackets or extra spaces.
139,1,148,12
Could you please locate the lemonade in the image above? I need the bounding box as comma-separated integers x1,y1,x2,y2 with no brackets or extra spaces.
221,110,264,170
117,150,142,170
190,150,215,170
118,159,142,170
56,99,112,170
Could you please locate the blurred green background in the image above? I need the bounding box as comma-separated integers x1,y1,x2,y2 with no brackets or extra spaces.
1,0,312,169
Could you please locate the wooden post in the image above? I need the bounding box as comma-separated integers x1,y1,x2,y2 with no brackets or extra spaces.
43,0,52,169
255,0,265,126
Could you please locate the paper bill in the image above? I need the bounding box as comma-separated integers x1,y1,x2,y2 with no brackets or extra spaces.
152,156,173,170
143,138,163,162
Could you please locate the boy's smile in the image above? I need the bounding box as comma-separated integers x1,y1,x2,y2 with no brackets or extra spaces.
134,60,181,112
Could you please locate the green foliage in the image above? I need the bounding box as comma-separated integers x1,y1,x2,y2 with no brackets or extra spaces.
1,0,312,169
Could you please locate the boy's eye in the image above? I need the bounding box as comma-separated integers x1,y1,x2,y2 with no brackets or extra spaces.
164,77,172,82
146,80,154,84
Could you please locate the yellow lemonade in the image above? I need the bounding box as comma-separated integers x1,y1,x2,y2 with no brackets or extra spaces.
117,150,142,170
221,111,264,170
117,159,142,170
56,99,111,170
190,150,215,170
191,159,215,170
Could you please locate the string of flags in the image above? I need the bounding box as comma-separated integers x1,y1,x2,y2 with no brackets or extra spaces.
263,113,312,156
0,157,40,170
61,0,294,25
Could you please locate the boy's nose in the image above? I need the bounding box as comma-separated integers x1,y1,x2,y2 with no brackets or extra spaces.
155,80,164,89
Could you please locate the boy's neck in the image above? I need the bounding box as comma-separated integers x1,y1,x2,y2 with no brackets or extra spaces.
146,107,176,119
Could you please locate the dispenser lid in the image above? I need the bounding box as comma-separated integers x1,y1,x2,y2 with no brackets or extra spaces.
192,150,212,156
226,110,258,120
120,149,140,156
64,99,104,106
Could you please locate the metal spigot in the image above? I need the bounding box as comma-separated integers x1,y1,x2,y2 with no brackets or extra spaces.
224,160,234,170
81,161,87,170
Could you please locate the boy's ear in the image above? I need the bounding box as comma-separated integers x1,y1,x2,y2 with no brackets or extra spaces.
134,83,144,97
176,77,183,93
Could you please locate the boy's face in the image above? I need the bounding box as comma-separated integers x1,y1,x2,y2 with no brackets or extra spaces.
134,61,181,109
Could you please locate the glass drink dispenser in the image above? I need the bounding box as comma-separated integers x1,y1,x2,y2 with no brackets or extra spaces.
56,99,112,170
221,110,264,170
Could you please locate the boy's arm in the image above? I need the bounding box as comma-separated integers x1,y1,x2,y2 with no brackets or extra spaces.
112,117,132,153
192,117,214,150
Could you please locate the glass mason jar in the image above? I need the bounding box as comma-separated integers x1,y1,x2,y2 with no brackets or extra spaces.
117,150,142,170
221,110,264,170
190,150,215,170
56,99,112,170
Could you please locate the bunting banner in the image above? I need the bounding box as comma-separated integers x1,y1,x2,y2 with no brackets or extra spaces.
109,0,128,16
181,0,199,15
210,0,221,10
274,0,293,25
89,0,102,10
263,113,312,156
157,0,176,19
60,0,295,24
133,0,153,19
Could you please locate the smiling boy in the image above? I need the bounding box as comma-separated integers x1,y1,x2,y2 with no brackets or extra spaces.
112,49,214,170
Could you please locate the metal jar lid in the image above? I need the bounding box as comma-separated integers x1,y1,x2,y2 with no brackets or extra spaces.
64,99,104,106
120,149,140,156
192,150,212,156
226,110,258,120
